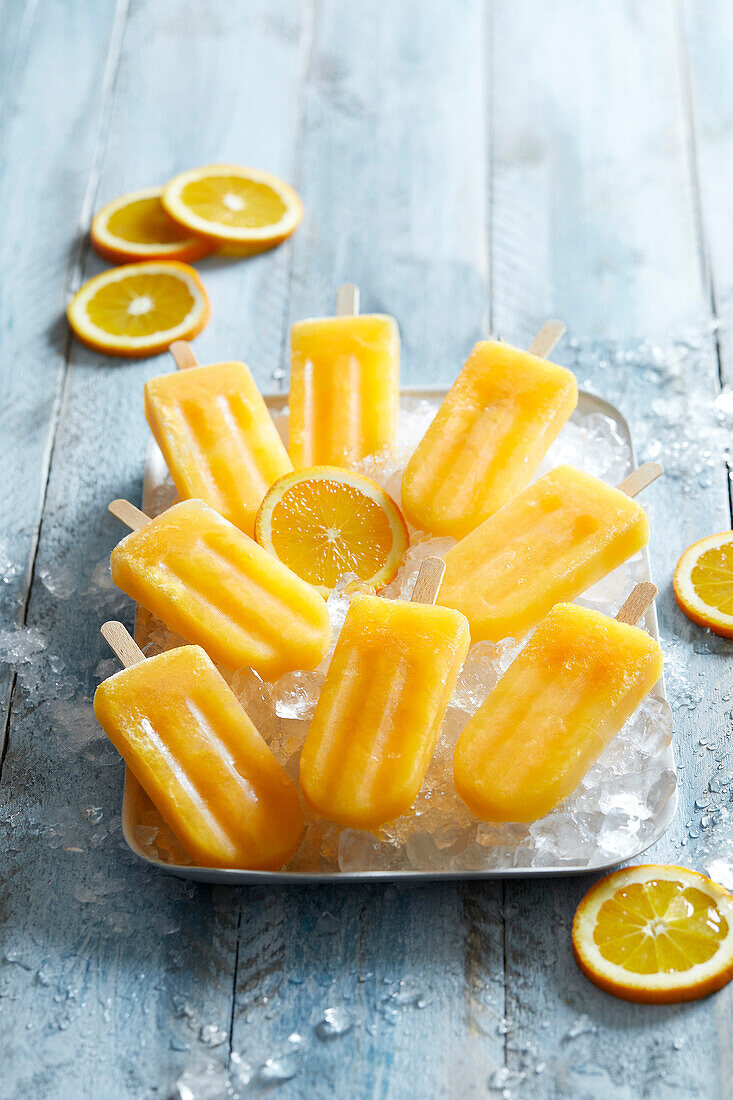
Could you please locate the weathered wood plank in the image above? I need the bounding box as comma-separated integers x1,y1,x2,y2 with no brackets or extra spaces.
0,2,309,1097
0,0,121,760
491,2,733,1095
229,3,504,1096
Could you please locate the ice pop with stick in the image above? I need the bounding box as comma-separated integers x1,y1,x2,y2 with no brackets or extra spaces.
144,341,292,537
109,497,330,680
94,622,303,869
453,583,663,823
300,558,470,829
288,283,400,468
401,324,576,538
439,461,663,642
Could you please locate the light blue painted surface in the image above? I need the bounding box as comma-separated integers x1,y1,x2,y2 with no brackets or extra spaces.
0,1,732,1097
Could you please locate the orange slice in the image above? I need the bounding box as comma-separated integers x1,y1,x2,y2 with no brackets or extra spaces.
572,864,733,1003
673,531,733,638
67,261,210,358
90,187,214,264
255,467,409,596
162,165,303,253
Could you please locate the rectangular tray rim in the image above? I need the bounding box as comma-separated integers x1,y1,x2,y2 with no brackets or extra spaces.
120,386,677,884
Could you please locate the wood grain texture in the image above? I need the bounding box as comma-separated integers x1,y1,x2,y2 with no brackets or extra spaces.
1,1,732,1097
0,1,309,1097
0,0,123,767
229,5,504,1095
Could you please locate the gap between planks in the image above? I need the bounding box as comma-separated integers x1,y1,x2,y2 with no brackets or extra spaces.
674,1,733,525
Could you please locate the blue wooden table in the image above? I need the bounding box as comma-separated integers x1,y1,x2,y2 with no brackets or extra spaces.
2,1,733,1096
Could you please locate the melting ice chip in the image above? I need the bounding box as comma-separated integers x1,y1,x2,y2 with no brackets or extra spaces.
707,858,733,891
315,1005,354,1039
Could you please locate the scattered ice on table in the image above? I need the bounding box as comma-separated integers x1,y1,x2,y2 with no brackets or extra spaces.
564,1014,598,1041
258,1052,299,1081
707,858,733,891
0,626,46,668
315,1005,354,1039
139,393,676,873
0,537,23,586
378,978,429,1023
488,1067,526,1094
37,561,78,599
199,1023,227,1047
176,1056,249,1100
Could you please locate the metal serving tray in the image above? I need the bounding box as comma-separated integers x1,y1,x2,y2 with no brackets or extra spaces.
120,388,676,884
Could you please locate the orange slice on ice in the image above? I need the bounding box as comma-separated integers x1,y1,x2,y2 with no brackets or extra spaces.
162,165,303,253
673,531,733,638
90,187,214,264
255,467,408,596
572,864,733,1003
67,261,210,358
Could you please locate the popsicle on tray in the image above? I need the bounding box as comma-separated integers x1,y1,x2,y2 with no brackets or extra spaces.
109,497,330,680
453,583,663,823
145,344,291,537
401,331,577,539
95,622,303,870
300,558,470,829
288,284,400,469
439,462,662,643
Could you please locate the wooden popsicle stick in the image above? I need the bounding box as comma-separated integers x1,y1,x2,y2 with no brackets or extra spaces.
101,621,146,669
411,557,446,606
335,283,360,317
108,499,150,531
615,582,658,626
170,340,198,370
527,319,566,359
616,461,664,498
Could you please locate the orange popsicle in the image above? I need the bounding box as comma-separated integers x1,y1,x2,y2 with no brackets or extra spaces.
439,465,654,642
289,286,399,468
300,559,470,829
94,625,302,869
401,338,577,538
145,354,291,536
453,587,663,823
110,498,330,679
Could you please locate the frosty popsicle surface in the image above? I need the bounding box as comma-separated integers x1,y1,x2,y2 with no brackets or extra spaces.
94,630,303,870
110,498,330,679
299,560,470,829
439,465,651,642
401,339,578,538
453,588,663,823
288,290,400,468
145,357,292,537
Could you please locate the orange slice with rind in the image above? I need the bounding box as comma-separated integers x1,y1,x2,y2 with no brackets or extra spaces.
572,864,733,1003
255,467,409,596
68,261,210,358
673,531,733,638
162,165,303,253
90,187,214,264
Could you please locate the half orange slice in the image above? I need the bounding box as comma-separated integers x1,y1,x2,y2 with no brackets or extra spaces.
255,467,408,596
67,261,210,357
573,864,733,1003
674,531,733,638
162,165,303,254
91,187,214,264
